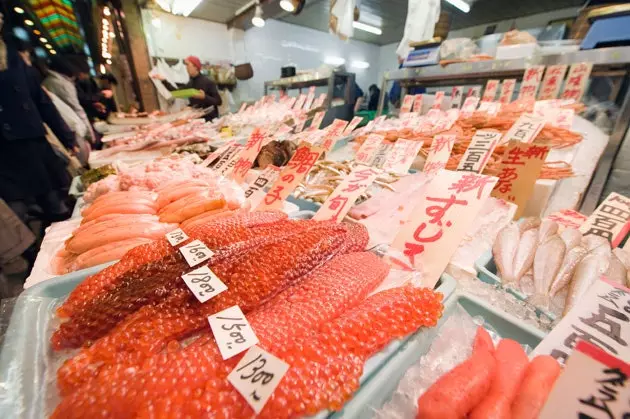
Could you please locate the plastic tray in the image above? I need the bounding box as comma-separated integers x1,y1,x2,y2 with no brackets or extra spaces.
475,250,556,321
331,291,548,419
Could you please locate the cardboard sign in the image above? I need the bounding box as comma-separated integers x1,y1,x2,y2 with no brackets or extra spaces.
460,97,480,118
423,134,455,175
382,139,424,174
230,128,267,183
313,166,380,222
182,265,228,303
293,94,307,110
546,209,588,231
343,116,364,135
457,130,502,173
413,94,424,113
491,141,549,219
388,170,498,286
312,93,327,109
304,86,315,109
228,346,290,414
580,192,630,248
256,143,324,211
533,277,630,365
498,79,516,104
482,79,499,101
309,111,325,131
355,134,384,165
208,305,259,360
450,86,464,109
238,102,248,113
179,239,214,267
213,144,243,175
165,228,189,247
318,119,348,151
518,65,545,100
500,113,546,145
203,140,236,167
539,64,568,100
466,86,481,98
244,165,281,208
400,94,414,114
539,340,630,419
561,62,593,102
432,91,445,109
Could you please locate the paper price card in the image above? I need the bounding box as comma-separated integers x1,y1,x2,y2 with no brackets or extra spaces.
382,139,424,174
546,108,575,130
539,340,630,419
457,130,502,173
312,93,327,109
498,79,516,104
431,91,445,109
203,140,236,167
309,111,325,131
460,96,479,118
244,165,281,208
293,94,307,110
228,346,289,414
482,79,499,101
518,65,545,100
400,94,414,114
319,119,348,151
256,143,324,211
238,102,248,113
413,94,423,113
532,277,630,365
285,96,297,109
580,192,630,248
466,86,481,98
538,64,568,100
208,305,259,360
500,113,546,145
370,142,393,169
450,86,463,109
313,166,380,222
230,128,267,183
546,208,588,231
355,134,384,165
294,113,308,133
179,239,214,267
304,86,316,109
423,134,455,175
343,116,364,135
182,265,227,303
214,144,243,175
165,228,189,247
491,141,549,219
388,170,497,287
561,62,593,102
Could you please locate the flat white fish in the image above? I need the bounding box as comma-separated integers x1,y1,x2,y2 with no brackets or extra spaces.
582,234,609,253
531,235,565,308
605,253,627,285
519,217,541,235
548,246,588,298
563,253,610,316
538,219,559,244
560,228,582,251
513,228,538,286
492,222,520,284
612,248,630,287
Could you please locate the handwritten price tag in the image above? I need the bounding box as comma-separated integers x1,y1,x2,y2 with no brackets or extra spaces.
460,97,479,118
400,94,414,114
538,64,568,100
355,134,384,165
230,127,267,183
312,93,327,109
546,208,588,231
501,113,546,145
182,265,227,303
228,346,289,414
457,130,502,173
423,134,455,175
432,91,445,109
304,86,316,109
244,165,281,208
561,62,593,102
208,305,259,360
580,192,630,248
309,111,325,131
498,79,516,104
343,116,364,135
179,239,214,267
482,79,499,101
518,65,545,100
413,94,423,113
293,94,307,110
165,228,189,246
450,86,463,109
382,139,423,174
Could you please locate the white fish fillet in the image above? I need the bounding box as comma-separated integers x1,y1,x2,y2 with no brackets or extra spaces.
513,229,538,286
548,246,588,298
531,235,565,307
560,228,582,251
564,254,610,316
492,223,520,284
538,219,559,244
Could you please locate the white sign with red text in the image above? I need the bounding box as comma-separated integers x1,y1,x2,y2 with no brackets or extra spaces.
423,134,455,175
355,134,384,165
457,130,502,173
539,64,568,100
382,139,423,174
518,66,545,100
499,79,516,104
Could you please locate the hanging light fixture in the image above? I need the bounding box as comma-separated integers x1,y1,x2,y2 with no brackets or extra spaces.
251,1,265,27
279,0,294,12
14,7,25,14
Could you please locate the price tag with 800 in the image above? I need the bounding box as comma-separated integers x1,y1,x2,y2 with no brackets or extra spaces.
179,239,214,267
228,346,289,414
208,305,259,359
181,265,227,303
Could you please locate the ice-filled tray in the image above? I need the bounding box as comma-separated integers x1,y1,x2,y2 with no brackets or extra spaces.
330,291,547,419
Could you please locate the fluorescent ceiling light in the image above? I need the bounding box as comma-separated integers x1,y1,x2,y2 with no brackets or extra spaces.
252,3,265,27
324,56,345,66
279,0,295,12
351,60,370,69
24,19,34,26
445,0,470,13
14,7,25,14
352,21,382,35
39,37,47,43
172,0,203,16
45,44,52,49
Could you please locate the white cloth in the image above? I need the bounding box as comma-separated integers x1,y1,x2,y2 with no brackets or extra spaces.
396,0,441,60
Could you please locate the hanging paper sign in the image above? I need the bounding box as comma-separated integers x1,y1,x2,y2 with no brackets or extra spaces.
304,86,316,109
477,101,492,112
179,239,214,267
532,277,630,365
460,97,480,118
203,140,236,167
244,165,281,208
213,144,243,174
457,130,502,173
355,134,384,165
498,79,516,104
285,96,297,109
450,86,464,109
165,228,189,247
482,80,500,101
182,265,228,303
309,111,325,131
423,134,455,175
431,91,445,109
313,165,380,222
518,65,545,100
546,209,588,231
413,94,424,113
539,64,568,100
276,123,292,135
388,170,498,286
580,192,630,248
312,93,327,109
256,143,324,211
293,94,307,110
238,102,248,113
400,94,414,114
318,119,349,151
230,128,267,183
343,116,364,135
561,62,593,102
538,340,630,419
228,346,290,414
208,305,259,360
466,86,481,98
491,141,549,219
546,108,575,130
500,113,546,145
371,142,393,169
382,139,424,174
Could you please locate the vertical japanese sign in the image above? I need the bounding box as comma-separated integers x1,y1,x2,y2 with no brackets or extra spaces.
413,94,424,113
546,108,575,130
460,97,480,118
284,96,297,109
388,170,498,287
533,277,630,365
580,192,630,248
293,94,307,110
561,62,593,101
304,86,316,109
382,139,424,174
546,209,588,231
229,128,267,183
450,86,463,109
500,113,546,145
491,141,549,219
355,134,384,165
203,140,236,167
294,113,308,133
313,166,380,222
256,143,324,211
309,111,325,131
213,144,243,173
539,340,630,419
343,116,364,135
312,93,327,109
318,119,349,151
244,165,281,208
400,94,414,114
432,91,445,109
539,64,568,100
518,65,545,100
371,142,393,169
498,79,516,104
423,134,455,175
482,79,499,101
466,86,481,98
456,130,502,173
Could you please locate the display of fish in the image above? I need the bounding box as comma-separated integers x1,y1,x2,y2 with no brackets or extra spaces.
564,253,610,316
513,228,538,286
548,246,587,298
492,222,520,285
531,235,566,308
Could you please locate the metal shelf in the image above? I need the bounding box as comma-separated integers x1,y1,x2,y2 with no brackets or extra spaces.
264,71,356,110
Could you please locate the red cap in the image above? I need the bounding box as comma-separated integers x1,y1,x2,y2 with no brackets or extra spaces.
185,55,202,71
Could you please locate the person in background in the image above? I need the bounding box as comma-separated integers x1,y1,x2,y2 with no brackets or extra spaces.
73,60,113,122
0,198,35,280
152,55,222,121
97,72,118,114
368,84,381,111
